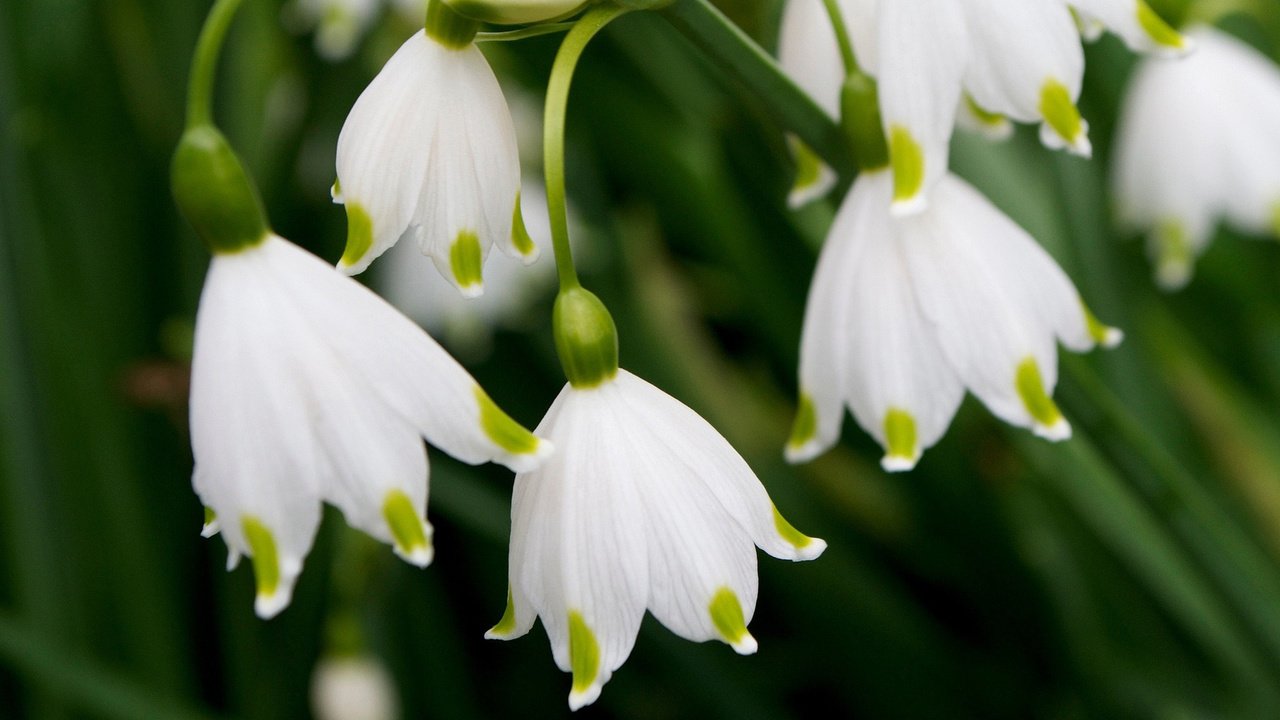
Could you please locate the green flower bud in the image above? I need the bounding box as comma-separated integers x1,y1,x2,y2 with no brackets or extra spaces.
442,0,589,26
840,70,889,173
171,125,269,254
426,0,480,47
553,287,619,389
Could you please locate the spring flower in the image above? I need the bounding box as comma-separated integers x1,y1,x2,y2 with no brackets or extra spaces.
1113,25,1280,290
333,15,534,295
287,0,379,61
775,0,1189,213
787,169,1122,470
485,289,825,710
190,229,551,618
311,655,400,720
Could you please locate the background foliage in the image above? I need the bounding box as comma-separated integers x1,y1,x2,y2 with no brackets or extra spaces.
3,0,1280,717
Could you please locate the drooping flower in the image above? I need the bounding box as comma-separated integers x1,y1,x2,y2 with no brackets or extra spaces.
485,289,825,710
775,0,1190,213
787,169,1122,470
333,18,535,295
1113,24,1280,289
191,231,551,617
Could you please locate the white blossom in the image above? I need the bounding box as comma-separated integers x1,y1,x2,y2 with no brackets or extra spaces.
788,170,1122,470
311,655,401,720
333,30,533,295
1113,25,1280,289
191,234,550,617
485,370,825,710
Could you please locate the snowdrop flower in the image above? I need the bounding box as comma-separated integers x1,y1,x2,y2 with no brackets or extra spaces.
776,0,1189,213
311,655,400,720
485,288,826,710
787,169,1122,470
333,1,535,295
175,124,550,618
1113,25,1280,289
286,0,379,61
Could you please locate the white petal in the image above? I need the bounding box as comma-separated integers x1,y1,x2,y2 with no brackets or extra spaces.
840,173,966,470
900,176,1072,440
961,0,1090,155
260,237,552,473
876,0,969,214
1066,0,1193,56
777,0,845,119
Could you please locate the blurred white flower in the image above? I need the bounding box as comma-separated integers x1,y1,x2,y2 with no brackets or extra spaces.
788,170,1121,470
285,0,380,61
1113,25,1280,290
485,369,825,710
311,655,401,720
192,234,551,617
776,0,1189,212
334,29,533,294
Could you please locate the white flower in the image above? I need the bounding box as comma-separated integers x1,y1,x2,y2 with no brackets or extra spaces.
776,0,1189,213
485,369,826,710
311,655,400,720
287,0,380,61
787,170,1122,470
1113,25,1280,290
191,234,550,618
333,30,534,295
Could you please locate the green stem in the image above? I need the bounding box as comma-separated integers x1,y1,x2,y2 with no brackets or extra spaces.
185,0,245,129
477,22,574,42
545,4,632,291
820,0,859,76
660,0,852,175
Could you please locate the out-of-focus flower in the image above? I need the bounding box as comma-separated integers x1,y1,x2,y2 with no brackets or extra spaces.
191,232,551,617
286,0,380,61
776,0,1190,212
334,24,533,294
311,655,401,720
788,169,1121,470
1113,24,1280,289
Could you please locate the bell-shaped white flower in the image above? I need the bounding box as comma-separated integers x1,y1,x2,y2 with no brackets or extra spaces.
1113,25,1280,290
192,234,551,618
333,29,534,295
485,369,826,710
787,170,1122,470
776,0,1190,214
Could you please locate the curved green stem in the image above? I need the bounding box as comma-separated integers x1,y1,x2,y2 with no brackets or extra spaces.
545,4,632,291
477,22,575,42
185,0,245,129
821,0,859,76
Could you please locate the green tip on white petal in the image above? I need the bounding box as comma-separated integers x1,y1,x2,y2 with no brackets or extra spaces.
241,515,290,619
787,136,837,209
202,507,220,538
1071,8,1105,42
881,408,919,472
474,386,551,472
450,230,485,298
567,611,602,711
1016,358,1071,441
1137,1,1191,53
484,586,519,640
963,96,1014,142
338,202,374,273
1038,80,1092,157
511,193,540,264
1153,220,1194,291
1081,300,1125,349
709,587,757,655
383,490,434,567
330,177,343,203
772,504,827,560
784,393,823,464
889,126,927,215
